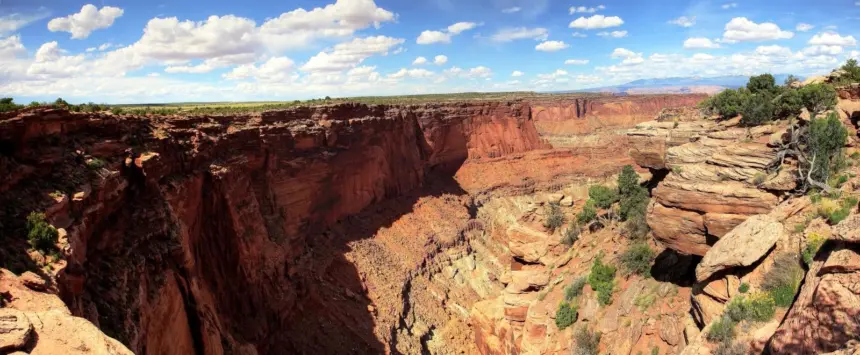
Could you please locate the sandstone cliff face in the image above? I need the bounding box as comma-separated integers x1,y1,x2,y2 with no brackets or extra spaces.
0,102,542,354
627,119,792,256
531,94,706,136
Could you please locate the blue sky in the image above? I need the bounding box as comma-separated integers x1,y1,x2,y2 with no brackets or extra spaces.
0,0,858,103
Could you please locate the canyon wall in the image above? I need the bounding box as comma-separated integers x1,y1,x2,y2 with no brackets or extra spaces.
0,102,542,354
530,94,707,136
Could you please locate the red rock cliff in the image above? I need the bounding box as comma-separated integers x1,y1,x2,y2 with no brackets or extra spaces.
0,102,542,355
530,94,707,135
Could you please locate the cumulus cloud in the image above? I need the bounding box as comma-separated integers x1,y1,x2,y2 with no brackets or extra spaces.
801,45,843,56
222,57,297,82
445,66,493,79
808,32,857,46
388,68,435,79
754,45,793,57
511,70,524,77
47,4,124,39
301,36,405,72
0,35,26,59
535,40,569,52
721,3,738,9
413,56,428,65
597,30,627,38
683,37,721,49
433,55,448,65
796,23,814,32
490,27,549,42
417,21,479,44
569,5,606,14
259,0,396,51
569,15,624,29
571,32,588,38
502,7,521,14
721,17,794,43
668,16,696,27
565,59,589,65
611,48,644,65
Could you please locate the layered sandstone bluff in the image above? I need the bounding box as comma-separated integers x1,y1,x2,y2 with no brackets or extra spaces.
0,102,544,354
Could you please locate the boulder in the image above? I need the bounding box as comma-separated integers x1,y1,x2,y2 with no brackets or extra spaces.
696,214,785,281
0,309,33,352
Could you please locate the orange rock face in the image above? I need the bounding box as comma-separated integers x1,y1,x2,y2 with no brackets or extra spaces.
530,94,706,136
0,102,542,354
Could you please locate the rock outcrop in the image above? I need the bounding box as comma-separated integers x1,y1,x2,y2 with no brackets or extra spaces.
628,119,791,256
0,102,543,354
531,94,707,136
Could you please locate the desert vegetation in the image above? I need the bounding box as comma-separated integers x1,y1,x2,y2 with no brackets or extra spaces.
588,255,617,305
26,212,58,253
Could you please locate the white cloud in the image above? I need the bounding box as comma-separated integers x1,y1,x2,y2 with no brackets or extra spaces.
417,31,450,44
801,45,843,56
417,21,479,44
611,47,644,65
0,35,26,59
668,16,696,27
445,66,492,79
851,50,860,60
147,72,160,77
131,16,261,63
0,12,50,36
301,36,405,72
388,68,435,79
565,59,589,65
223,57,297,82
47,4,124,39
597,30,627,38
490,27,549,42
571,32,588,38
808,32,857,46
683,37,721,49
511,70,524,77
569,5,606,14
576,74,601,84
569,15,624,29
796,23,814,32
26,41,89,78
721,3,738,9
754,45,792,57
413,56,428,65
721,17,794,43
535,40,569,52
433,55,448,65
259,0,396,51
502,7,521,14
691,53,715,61
447,22,478,34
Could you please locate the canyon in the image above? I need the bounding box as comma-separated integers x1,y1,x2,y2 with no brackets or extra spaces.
0,89,858,355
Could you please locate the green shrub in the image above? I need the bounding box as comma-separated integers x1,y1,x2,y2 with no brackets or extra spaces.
86,158,106,170
725,294,776,322
617,165,640,197
573,327,601,355
588,256,616,305
620,242,655,276
565,277,587,301
555,302,578,329
747,74,776,94
818,197,857,225
706,316,736,343
738,283,750,294
802,232,827,265
588,185,619,209
784,75,800,86
706,88,750,119
799,83,838,115
544,202,565,232
714,341,748,355
619,186,649,221
739,92,776,127
26,212,58,252
835,59,860,85
651,346,659,355
761,253,804,307
808,113,848,183
0,97,23,113
624,212,650,240
577,200,598,225
562,225,581,246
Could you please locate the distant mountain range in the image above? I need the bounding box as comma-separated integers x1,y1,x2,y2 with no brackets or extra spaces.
566,74,801,95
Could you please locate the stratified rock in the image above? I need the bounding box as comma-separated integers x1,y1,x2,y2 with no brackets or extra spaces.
0,308,33,352
769,244,860,354
696,215,785,281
